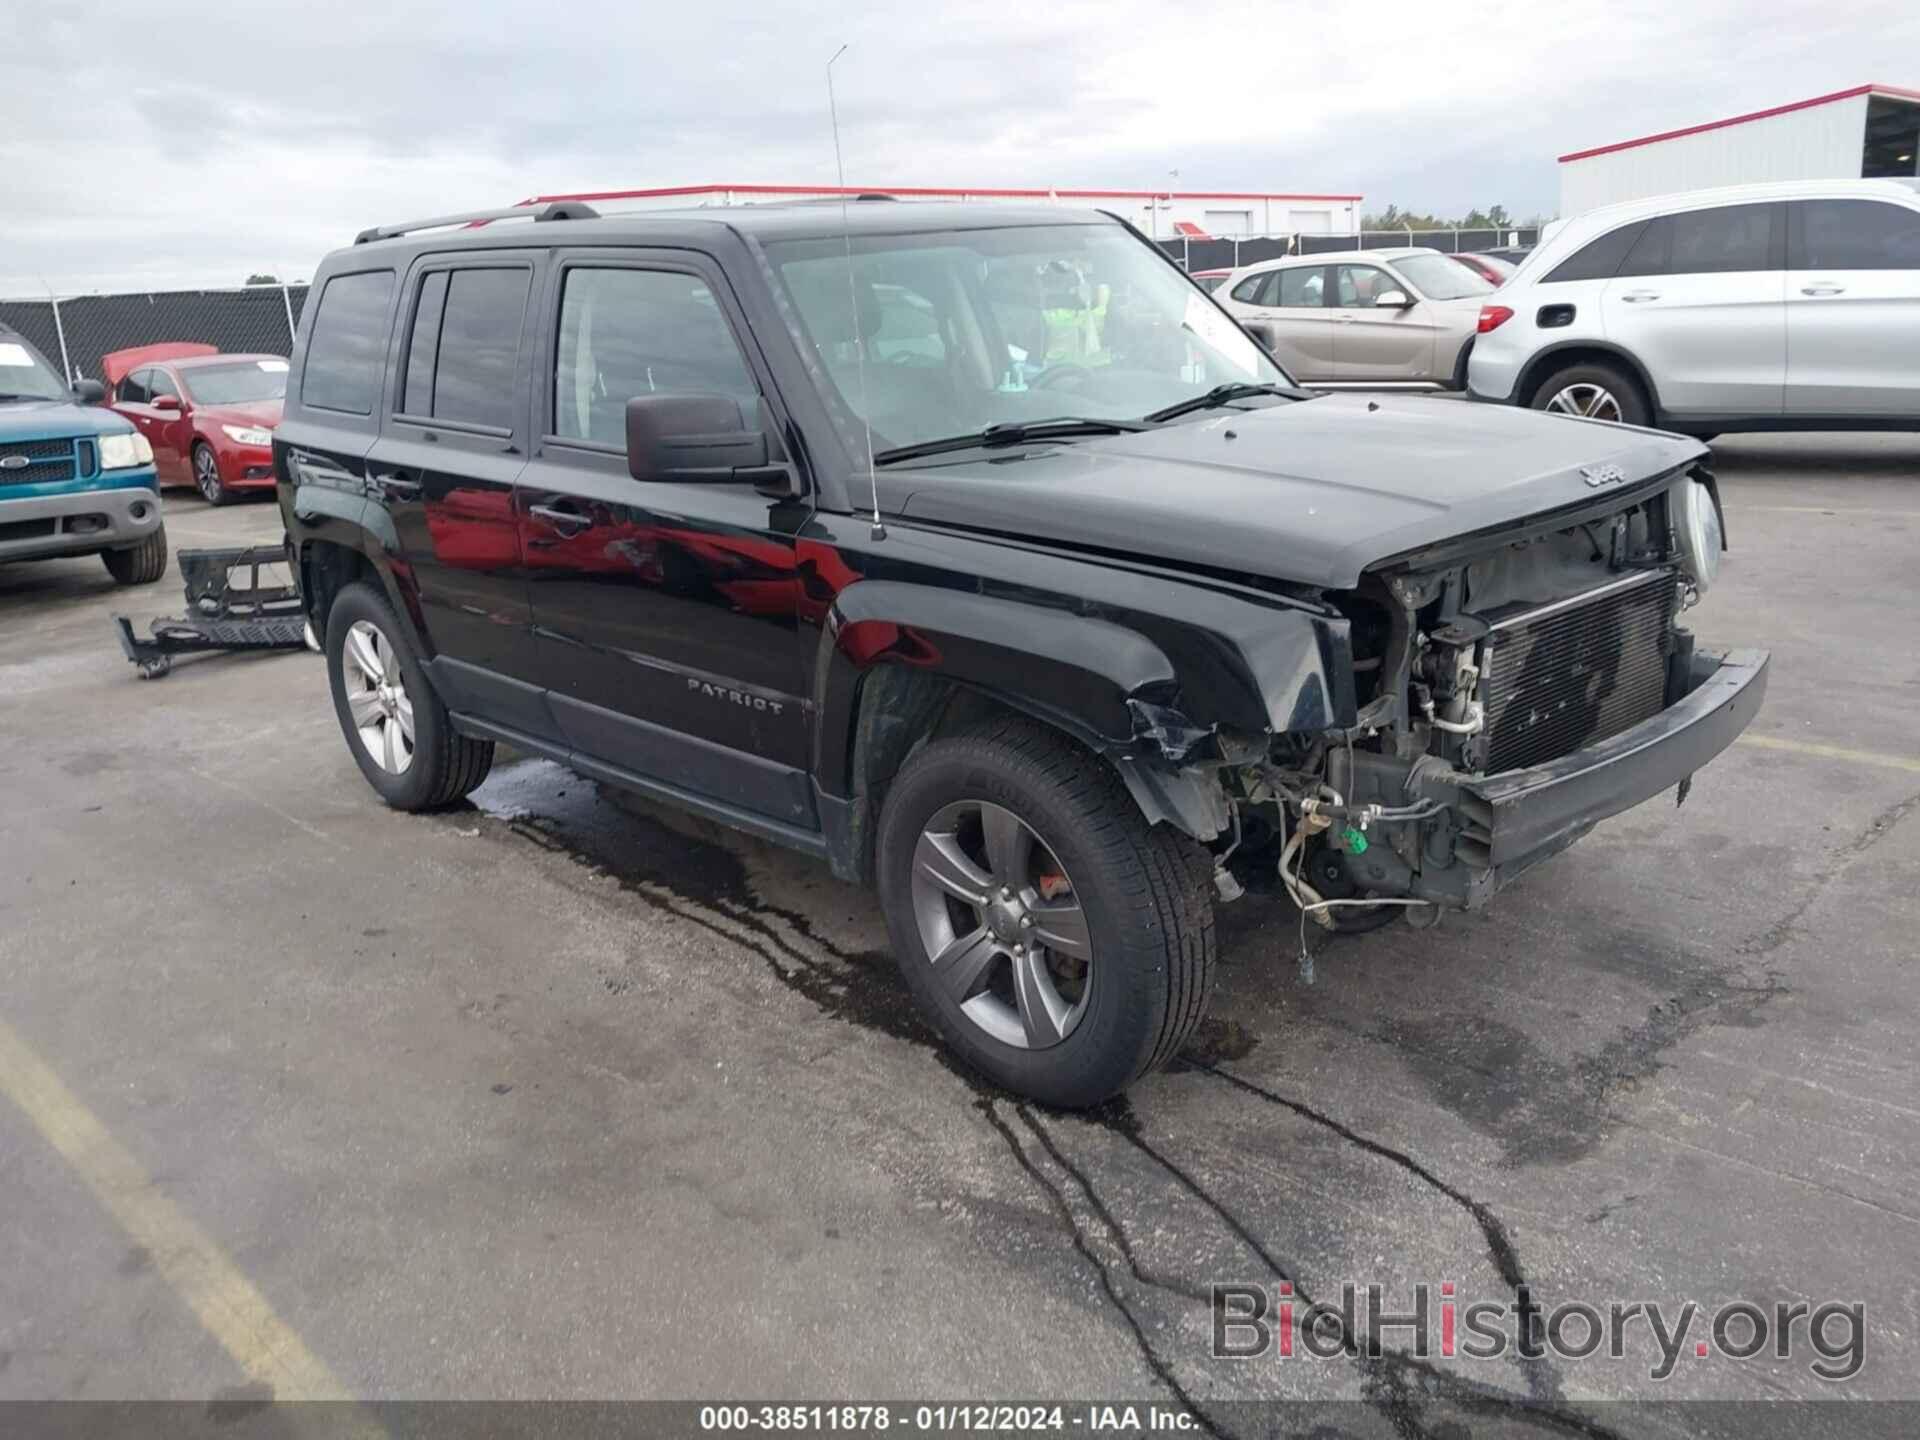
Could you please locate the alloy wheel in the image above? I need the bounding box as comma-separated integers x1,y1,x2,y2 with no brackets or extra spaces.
1543,383,1623,422
908,800,1092,1049
194,448,222,502
341,620,415,775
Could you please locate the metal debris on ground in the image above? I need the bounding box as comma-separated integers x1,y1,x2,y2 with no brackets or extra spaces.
113,544,310,679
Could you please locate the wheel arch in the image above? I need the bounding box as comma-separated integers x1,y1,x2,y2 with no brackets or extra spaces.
1516,341,1663,417
293,502,432,662
812,584,1240,884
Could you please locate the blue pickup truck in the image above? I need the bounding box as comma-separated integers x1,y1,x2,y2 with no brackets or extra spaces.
1,324,168,585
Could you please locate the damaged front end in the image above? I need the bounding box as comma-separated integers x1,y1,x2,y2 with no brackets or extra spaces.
1154,465,1768,927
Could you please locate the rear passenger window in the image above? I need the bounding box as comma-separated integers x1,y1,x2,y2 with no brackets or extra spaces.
117,369,150,404
402,267,531,432
1791,199,1920,269
552,268,757,447
1229,274,1267,304
302,270,395,415
1620,205,1775,277
1543,221,1648,284
1276,268,1325,307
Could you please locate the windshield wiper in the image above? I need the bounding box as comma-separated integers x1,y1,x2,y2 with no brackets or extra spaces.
872,416,1150,466
1143,382,1308,425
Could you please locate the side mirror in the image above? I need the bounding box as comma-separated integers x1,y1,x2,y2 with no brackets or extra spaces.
71,378,106,405
1373,290,1413,309
625,393,797,495
153,394,183,412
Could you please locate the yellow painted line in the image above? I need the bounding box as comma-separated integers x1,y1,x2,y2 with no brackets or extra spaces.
1729,505,1920,519
0,1014,353,1403
1737,733,1920,776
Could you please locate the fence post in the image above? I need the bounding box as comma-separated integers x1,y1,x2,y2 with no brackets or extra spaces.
48,295,73,381
280,284,298,348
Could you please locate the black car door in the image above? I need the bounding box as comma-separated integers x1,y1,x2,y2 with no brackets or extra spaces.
519,249,815,829
367,252,545,734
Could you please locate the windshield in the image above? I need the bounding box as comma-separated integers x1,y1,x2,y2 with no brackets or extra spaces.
182,359,288,405
0,335,69,400
1388,253,1495,301
762,223,1290,456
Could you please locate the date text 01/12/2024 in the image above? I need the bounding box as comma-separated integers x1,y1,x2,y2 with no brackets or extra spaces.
696,1404,1200,1432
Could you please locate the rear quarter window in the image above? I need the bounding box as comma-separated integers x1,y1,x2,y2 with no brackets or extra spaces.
1542,221,1649,284
301,269,396,415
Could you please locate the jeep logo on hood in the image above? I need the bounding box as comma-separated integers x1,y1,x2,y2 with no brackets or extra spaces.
1580,464,1627,488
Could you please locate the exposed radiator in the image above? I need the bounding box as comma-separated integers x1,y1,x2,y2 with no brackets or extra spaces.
1478,569,1676,774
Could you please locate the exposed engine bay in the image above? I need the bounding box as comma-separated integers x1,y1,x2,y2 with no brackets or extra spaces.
1215,467,1728,933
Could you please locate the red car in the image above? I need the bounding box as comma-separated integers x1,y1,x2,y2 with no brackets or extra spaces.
102,345,288,504
1449,252,1518,288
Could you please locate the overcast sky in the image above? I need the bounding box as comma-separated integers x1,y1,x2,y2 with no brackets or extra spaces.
4,0,1914,294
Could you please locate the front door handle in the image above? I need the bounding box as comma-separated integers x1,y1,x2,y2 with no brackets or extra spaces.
529,504,590,536
371,472,423,502
1800,284,1845,296
1619,290,1660,303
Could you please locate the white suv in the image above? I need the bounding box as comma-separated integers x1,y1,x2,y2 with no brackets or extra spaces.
1468,179,1920,433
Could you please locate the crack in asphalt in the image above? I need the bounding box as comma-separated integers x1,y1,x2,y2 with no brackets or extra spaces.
1741,787,1920,960
1073,1104,1630,1440
976,1101,1228,1437
1191,1061,1563,1402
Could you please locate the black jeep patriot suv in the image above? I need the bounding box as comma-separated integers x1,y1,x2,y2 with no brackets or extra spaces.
279,198,1766,1106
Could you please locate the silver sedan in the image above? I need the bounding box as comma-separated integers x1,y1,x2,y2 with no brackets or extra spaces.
1215,248,1494,387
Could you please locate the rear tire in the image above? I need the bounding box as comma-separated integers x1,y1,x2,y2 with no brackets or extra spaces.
102,523,168,585
324,581,494,810
1529,360,1649,427
876,715,1215,1107
192,443,231,505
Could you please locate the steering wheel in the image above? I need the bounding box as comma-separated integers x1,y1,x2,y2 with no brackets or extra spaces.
1032,363,1090,391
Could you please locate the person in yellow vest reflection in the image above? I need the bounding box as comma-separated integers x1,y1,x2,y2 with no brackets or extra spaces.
1041,261,1110,367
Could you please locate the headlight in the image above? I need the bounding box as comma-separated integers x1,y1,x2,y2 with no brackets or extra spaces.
1672,477,1723,595
221,424,273,447
98,432,153,470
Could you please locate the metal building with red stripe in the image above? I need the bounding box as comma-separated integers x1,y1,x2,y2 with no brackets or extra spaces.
1558,83,1920,215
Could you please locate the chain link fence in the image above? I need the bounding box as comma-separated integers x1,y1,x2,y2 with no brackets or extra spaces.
0,285,311,385
1156,226,1541,274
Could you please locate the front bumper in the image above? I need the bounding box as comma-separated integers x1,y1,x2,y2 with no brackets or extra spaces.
213,441,277,489
1452,646,1769,898
0,481,164,564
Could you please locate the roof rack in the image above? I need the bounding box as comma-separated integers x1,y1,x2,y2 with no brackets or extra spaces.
353,200,600,245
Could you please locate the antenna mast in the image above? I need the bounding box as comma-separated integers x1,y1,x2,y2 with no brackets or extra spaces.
827,43,884,541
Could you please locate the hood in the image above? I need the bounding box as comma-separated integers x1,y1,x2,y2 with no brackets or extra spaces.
195,398,283,428
893,393,1704,590
99,343,217,389
0,395,137,440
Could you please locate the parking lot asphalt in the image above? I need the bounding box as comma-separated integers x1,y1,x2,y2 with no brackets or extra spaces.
2,434,1917,1433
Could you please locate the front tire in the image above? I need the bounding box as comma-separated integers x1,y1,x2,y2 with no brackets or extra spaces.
192,443,231,505
324,581,494,810
102,523,168,585
876,716,1215,1107
1529,360,1649,427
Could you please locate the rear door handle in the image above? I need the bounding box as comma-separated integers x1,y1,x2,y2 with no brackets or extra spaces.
529,504,590,536
371,472,423,502
1800,284,1845,296
1619,290,1660,303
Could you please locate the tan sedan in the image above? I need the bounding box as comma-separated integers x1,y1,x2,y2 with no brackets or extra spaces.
1215,248,1494,388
